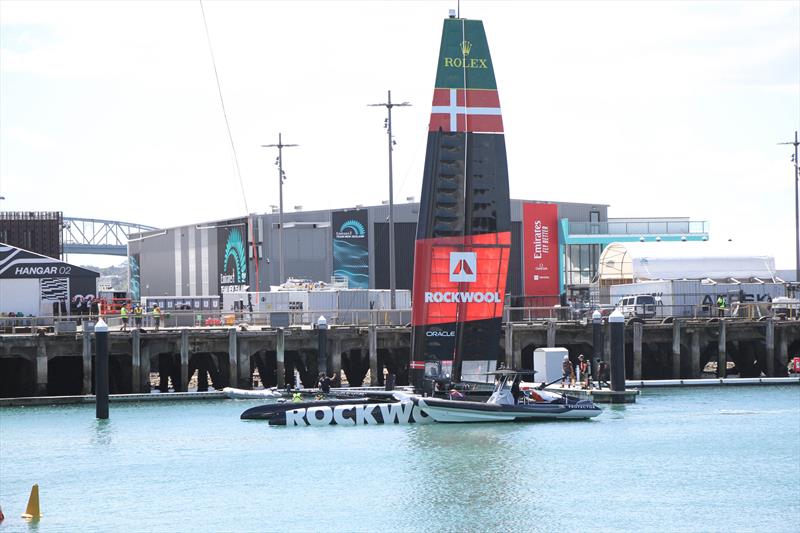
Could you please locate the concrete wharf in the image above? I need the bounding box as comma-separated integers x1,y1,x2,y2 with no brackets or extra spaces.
1,318,798,398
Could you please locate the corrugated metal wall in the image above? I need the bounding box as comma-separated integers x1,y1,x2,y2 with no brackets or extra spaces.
374,222,416,290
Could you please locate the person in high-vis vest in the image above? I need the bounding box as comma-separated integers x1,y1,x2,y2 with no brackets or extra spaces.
120,305,129,332
717,295,726,318
134,304,143,328
152,305,161,331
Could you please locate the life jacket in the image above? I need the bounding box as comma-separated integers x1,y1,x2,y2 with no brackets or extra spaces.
134,306,142,316
120,307,128,317
292,392,302,402
153,307,161,317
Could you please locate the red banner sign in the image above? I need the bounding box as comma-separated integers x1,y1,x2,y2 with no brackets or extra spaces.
522,203,559,298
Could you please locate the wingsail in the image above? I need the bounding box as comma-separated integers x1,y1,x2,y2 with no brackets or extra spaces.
411,17,511,387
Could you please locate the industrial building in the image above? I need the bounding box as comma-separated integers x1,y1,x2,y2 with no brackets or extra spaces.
0,242,99,318
128,200,710,304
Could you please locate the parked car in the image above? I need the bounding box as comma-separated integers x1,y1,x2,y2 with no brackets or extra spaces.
616,295,657,319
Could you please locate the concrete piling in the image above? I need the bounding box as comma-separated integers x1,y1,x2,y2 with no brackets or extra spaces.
82,329,92,394
140,344,150,392
331,338,342,382
131,330,141,393
227,329,238,388
276,329,285,388
691,330,701,378
718,320,727,378
504,323,514,369
778,327,788,375
237,339,251,388
672,321,681,379
633,321,643,380
35,339,47,396
95,319,109,419
180,330,189,392
368,325,378,386
609,310,625,392
546,321,556,348
317,316,328,376
592,310,603,381
766,319,775,377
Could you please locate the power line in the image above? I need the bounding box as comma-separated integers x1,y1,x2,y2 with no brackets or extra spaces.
199,0,248,214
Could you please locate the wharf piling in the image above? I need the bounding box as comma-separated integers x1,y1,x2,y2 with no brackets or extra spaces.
1,318,798,398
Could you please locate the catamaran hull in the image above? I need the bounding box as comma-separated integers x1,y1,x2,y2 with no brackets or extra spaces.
416,397,601,423
242,399,435,426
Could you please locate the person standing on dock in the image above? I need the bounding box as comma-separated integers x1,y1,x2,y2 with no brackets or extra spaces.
120,304,129,332
717,295,726,317
579,355,591,389
152,304,161,331
561,355,573,388
134,304,143,329
597,359,610,389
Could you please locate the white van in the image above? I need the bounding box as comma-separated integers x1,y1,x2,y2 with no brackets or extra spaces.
616,295,657,319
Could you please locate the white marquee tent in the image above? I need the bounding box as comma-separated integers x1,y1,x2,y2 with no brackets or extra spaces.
597,242,777,284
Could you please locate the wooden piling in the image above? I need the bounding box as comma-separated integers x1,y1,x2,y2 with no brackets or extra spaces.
546,321,556,348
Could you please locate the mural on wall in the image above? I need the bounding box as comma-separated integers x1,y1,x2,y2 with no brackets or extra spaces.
332,209,369,289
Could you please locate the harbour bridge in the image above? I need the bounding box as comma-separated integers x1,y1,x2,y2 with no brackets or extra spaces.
63,217,158,256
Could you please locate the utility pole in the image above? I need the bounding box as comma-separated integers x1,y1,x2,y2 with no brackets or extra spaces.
369,90,411,309
262,133,298,286
779,131,799,283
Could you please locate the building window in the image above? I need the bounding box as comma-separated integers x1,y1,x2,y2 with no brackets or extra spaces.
564,244,600,287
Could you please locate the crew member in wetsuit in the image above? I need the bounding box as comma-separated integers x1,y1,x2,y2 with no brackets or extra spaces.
561,355,573,388
317,372,333,394
597,359,610,389
511,374,522,404
579,355,591,389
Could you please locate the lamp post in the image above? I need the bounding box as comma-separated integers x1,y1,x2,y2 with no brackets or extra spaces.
369,91,411,309
779,131,800,283
262,133,298,285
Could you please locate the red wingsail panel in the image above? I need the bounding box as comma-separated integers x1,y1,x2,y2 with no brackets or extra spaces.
429,88,504,133
412,232,511,326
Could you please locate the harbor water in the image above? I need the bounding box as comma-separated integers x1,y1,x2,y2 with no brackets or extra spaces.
1,386,798,532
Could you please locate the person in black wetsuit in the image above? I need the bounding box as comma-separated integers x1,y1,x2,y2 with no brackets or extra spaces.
510,375,522,404
317,372,333,394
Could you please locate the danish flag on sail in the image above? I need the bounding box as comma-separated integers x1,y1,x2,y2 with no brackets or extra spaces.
429,88,503,133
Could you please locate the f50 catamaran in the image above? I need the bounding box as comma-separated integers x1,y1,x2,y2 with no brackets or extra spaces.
410,15,511,389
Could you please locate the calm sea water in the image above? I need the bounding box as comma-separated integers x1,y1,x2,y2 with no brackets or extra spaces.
1,386,798,533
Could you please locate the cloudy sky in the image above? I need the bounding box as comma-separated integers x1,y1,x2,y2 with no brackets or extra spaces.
1,1,798,267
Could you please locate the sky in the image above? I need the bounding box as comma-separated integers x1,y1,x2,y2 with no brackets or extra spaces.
1,0,798,268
